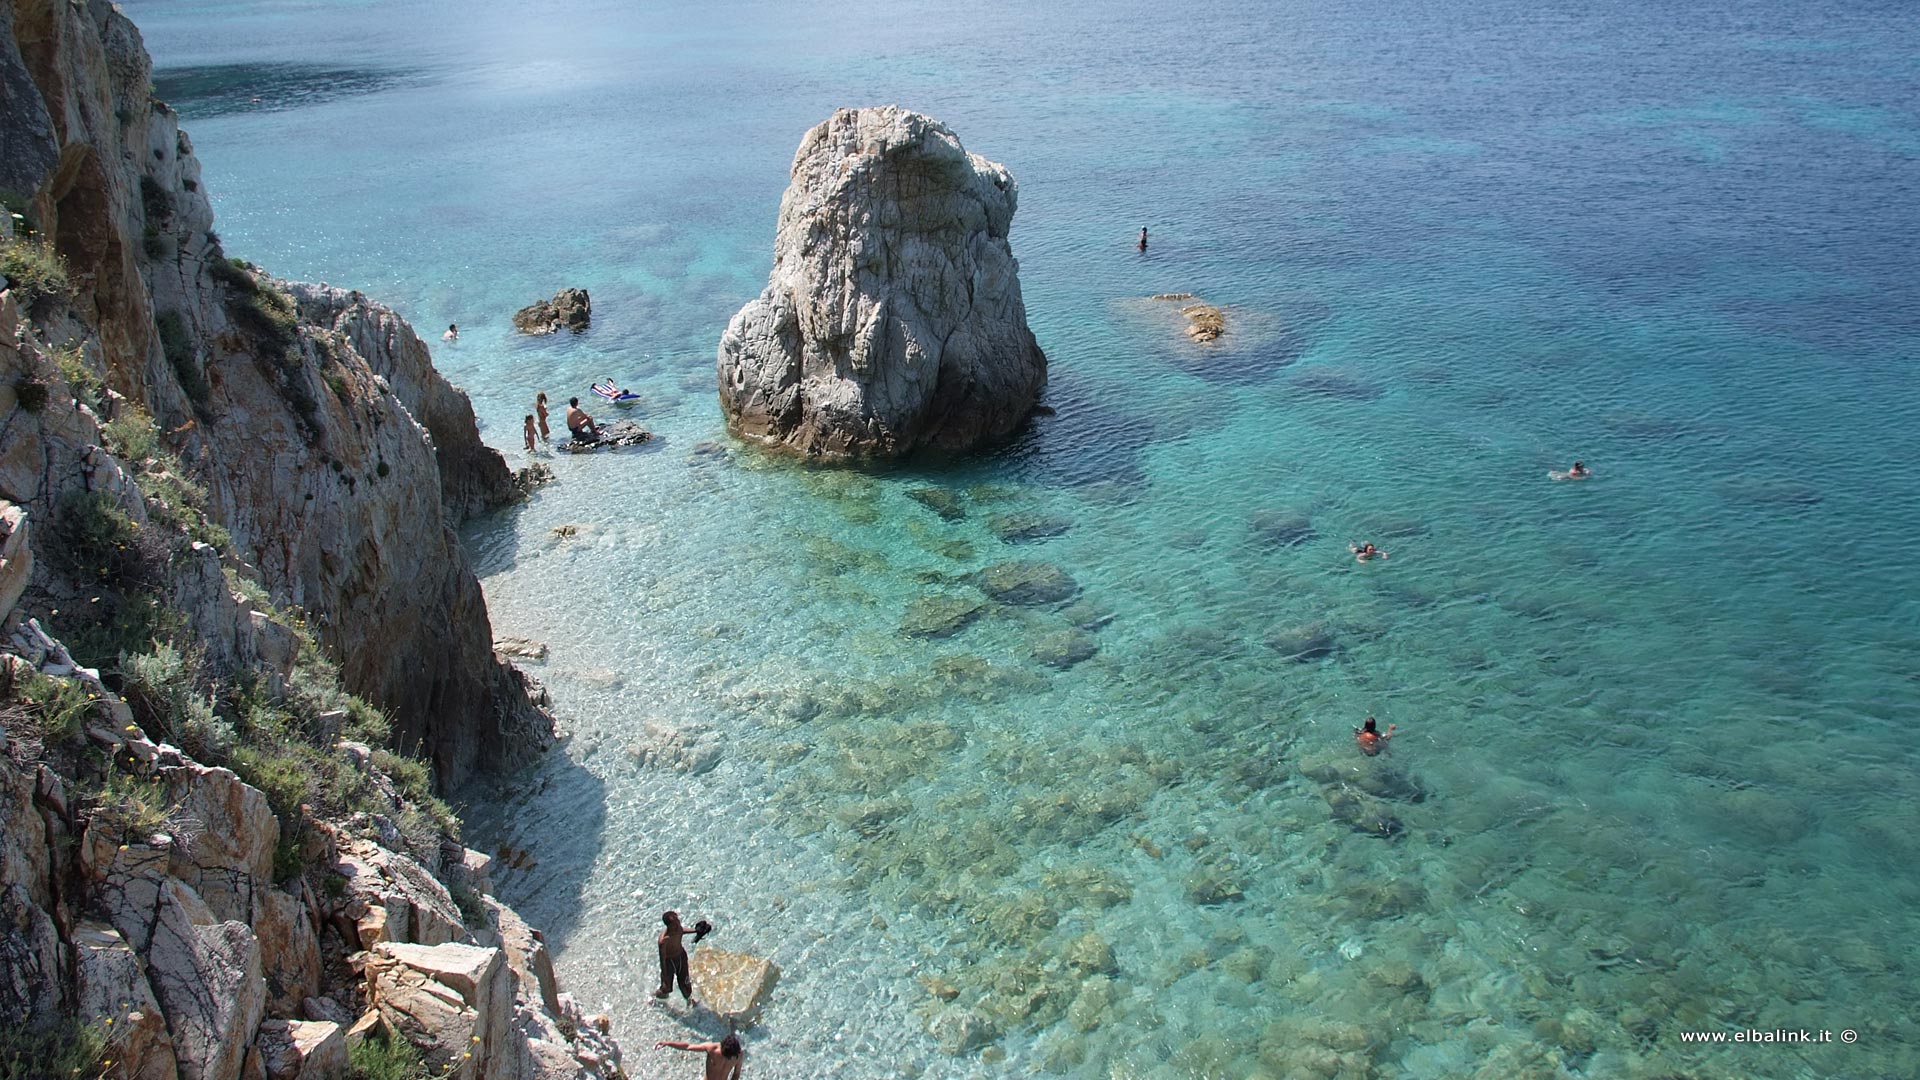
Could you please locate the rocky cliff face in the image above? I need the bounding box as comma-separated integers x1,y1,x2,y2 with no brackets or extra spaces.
0,2,614,1076
3,0,546,788
718,105,1047,458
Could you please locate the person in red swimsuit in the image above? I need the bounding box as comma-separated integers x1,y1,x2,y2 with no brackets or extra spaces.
1355,717,1396,756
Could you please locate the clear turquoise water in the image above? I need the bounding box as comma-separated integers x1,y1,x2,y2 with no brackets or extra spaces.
130,0,1920,1075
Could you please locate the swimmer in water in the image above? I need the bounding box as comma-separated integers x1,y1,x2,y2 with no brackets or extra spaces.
1350,541,1389,563
1138,226,1148,251
1355,717,1396,756
1552,460,1591,480
444,323,459,341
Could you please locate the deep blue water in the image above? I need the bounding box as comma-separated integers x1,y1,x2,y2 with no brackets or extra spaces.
129,1,1920,1076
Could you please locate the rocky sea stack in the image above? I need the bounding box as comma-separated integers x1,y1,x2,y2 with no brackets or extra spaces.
718,106,1047,459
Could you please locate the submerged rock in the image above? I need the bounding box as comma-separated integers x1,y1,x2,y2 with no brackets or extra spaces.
1032,628,1098,670
989,510,1072,544
907,487,968,521
901,593,987,638
512,288,591,334
1265,619,1336,661
687,948,780,1022
1249,508,1316,547
718,106,1047,458
976,560,1080,606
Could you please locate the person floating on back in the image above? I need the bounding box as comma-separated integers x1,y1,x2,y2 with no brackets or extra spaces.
1138,226,1148,251
1355,716,1396,756
653,909,712,1007
656,1034,742,1080
565,396,600,443
1350,541,1388,563
443,323,459,341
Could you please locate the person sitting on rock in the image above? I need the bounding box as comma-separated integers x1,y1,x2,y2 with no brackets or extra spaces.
1350,541,1388,562
653,909,711,1006
656,1034,741,1079
1355,717,1396,756
565,397,600,442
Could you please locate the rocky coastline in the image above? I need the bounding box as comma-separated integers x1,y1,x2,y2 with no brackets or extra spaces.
0,2,619,1076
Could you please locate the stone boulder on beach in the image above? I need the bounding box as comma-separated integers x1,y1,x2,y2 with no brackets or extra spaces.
718,106,1047,458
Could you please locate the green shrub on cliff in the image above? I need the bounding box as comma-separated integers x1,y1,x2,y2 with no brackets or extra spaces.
0,1019,110,1080
348,1030,428,1080
119,644,233,760
0,664,97,747
0,234,71,312
156,310,211,410
210,257,299,362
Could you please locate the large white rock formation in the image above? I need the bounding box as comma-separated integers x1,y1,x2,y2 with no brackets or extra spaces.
718,106,1046,458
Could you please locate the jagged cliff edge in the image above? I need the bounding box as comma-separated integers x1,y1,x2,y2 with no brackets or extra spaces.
0,0,614,1076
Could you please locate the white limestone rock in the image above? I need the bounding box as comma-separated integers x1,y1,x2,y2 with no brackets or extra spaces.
365,942,511,1080
334,838,465,949
145,880,266,1080
73,921,179,1080
719,106,1046,458
254,1019,347,1080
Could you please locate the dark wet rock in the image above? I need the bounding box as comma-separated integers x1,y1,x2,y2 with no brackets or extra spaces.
990,510,1072,544
1288,369,1383,401
1064,933,1119,976
1264,620,1336,661
901,594,987,639
1338,877,1427,919
1032,628,1098,670
1167,527,1211,551
1249,508,1316,547
908,487,967,521
1326,788,1404,839
1061,598,1115,632
558,419,651,452
1184,863,1247,905
976,561,1080,606
689,440,731,461
930,1006,1003,1056
1302,760,1427,803
512,287,591,334
836,795,913,838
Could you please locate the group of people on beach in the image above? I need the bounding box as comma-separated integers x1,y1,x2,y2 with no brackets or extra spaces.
649,909,744,1078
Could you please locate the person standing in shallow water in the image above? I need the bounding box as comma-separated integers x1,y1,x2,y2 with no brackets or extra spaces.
656,1034,742,1079
1138,226,1148,251
653,910,711,1006
535,392,551,443
523,414,537,453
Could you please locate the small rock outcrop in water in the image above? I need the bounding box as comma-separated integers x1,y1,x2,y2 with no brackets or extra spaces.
1151,294,1225,342
718,106,1048,458
557,419,652,452
513,288,592,334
